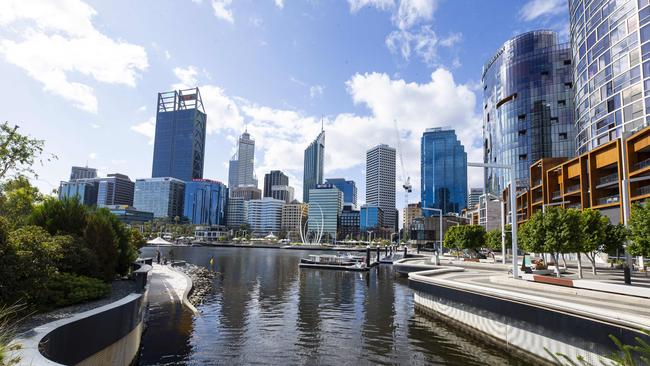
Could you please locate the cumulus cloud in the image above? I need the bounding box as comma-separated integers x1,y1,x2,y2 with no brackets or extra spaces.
348,0,395,13
519,0,566,21
309,85,324,99
130,117,156,145
386,25,459,66
173,66,199,86
212,0,234,23
394,0,437,30
274,0,284,9
0,0,148,113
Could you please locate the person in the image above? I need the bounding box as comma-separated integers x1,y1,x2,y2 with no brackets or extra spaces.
209,255,215,271
156,250,161,264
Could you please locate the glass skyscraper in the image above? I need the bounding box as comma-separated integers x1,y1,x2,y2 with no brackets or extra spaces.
421,128,467,215
307,184,342,241
151,88,207,181
570,0,650,154
263,170,289,197
303,130,325,203
183,179,228,226
325,178,357,206
366,144,396,230
483,30,575,194
133,177,185,219
228,131,257,190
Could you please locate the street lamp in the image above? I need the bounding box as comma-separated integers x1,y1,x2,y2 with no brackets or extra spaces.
422,207,442,265
468,162,519,278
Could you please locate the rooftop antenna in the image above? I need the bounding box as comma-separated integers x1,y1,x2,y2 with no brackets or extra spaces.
321,115,324,132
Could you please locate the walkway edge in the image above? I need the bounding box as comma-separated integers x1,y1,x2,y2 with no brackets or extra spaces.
171,266,199,315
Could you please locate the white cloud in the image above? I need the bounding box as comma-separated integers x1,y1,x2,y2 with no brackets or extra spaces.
130,117,156,145
89,152,97,160
138,105,147,112
309,85,324,99
519,0,565,21
90,123,100,129
164,50,171,60
439,32,462,47
212,0,234,23
0,0,148,113
394,0,437,30
274,0,284,9
348,0,394,13
173,66,199,86
386,25,459,66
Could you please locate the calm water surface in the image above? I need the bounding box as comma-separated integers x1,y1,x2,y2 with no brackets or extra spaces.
139,247,522,365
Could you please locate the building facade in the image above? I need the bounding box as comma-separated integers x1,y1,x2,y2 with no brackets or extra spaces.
58,179,98,206
70,166,97,180
281,202,308,237
183,179,228,226
468,188,484,209
106,205,154,225
360,204,383,230
339,206,360,240
366,144,397,230
325,178,357,207
409,215,469,245
228,131,257,190
246,197,284,236
570,0,650,155
133,177,185,219
303,130,325,203
483,30,575,195
478,194,502,232
96,173,134,207
421,128,468,215
270,185,294,203
307,184,342,242
226,197,247,229
263,170,289,197
403,202,422,230
230,186,262,201
151,88,207,181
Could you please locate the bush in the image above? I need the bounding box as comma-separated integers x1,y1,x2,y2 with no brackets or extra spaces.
41,273,110,309
84,212,118,282
30,197,87,237
53,234,100,279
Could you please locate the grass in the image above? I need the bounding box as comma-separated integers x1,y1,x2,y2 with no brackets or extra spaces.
0,304,24,366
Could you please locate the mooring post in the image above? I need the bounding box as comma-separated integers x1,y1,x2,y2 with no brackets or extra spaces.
376,247,380,262
403,246,407,258
417,244,420,254
366,248,371,267
385,247,388,256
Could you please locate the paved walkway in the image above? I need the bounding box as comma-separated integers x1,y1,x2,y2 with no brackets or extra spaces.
148,264,191,308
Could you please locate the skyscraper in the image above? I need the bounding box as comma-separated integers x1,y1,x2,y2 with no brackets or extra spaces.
365,144,396,230
468,188,484,209
325,178,357,207
303,130,325,203
263,170,289,197
183,179,228,226
483,30,575,194
246,197,284,236
421,128,467,215
228,131,257,190
151,88,207,181
133,177,185,219
307,184,342,241
70,166,97,180
96,173,135,207
58,179,98,206
570,0,649,155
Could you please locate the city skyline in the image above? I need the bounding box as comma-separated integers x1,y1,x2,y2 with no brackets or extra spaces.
3,0,570,210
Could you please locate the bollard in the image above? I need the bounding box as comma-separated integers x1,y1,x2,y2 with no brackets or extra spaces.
376,247,380,262
385,247,388,256
403,246,408,258
417,244,420,254
624,265,632,285
366,248,371,267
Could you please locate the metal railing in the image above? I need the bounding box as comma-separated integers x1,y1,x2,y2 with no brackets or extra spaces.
632,158,650,172
597,194,620,205
636,185,650,197
551,190,562,200
596,172,618,186
532,178,542,187
565,184,580,194
565,203,581,209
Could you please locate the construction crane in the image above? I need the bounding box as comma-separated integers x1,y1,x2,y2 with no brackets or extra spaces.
394,119,411,244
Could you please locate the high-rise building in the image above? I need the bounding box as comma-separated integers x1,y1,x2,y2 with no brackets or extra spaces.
366,144,396,230
70,166,97,180
570,1,649,155
303,130,325,203
403,202,422,230
228,131,257,190
339,206,360,240
263,170,289,197
58,179,98,206
151,88,207,181
96,173,134,207
325,178,357,207
270,185,294,203
226,197,247,229
360,204,383,230
483,30,575,194
421,128,467,215
307,184,342,241
468,188,484,209
230,186,262,201
478,193,502,232
281,202,308,237
183,179,228,226
246,197,284,236
133,177,185,219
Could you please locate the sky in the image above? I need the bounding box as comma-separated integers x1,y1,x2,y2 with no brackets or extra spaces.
0,0,569,211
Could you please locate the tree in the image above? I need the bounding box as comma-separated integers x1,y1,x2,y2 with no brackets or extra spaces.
578,209,608,277
485,229,502,260
519,212,546,254
604,223,628,257
0,122,55,180
84,212,118,282
443,225,486,258
628,202,650,267
53,234,99,279
95,208,136,277
130,228,147,249
0,176,42,228
30,197,88,237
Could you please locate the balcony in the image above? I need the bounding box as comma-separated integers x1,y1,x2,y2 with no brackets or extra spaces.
551,190,562,200
565,203,581,209
565,184,580,194
632,158,650,172
532,178,542,187
597,194,620,206
636,185,650,197
596,172,619,187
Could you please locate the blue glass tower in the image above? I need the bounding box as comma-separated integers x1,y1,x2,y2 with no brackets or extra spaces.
360,204,383,230
183,179,228,225
303,130,325,203
152,88,207,181
421,128,468,215
325,178,357,206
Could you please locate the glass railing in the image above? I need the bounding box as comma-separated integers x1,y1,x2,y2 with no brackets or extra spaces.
532,179,542,187
596,172,618,186
551,190,562,200
597,194,620,205
565,203,581,209
632,158,650,172
636,185,650,197
565,184,580,193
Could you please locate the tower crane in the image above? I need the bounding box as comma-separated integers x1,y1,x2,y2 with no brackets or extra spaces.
394,119,411,244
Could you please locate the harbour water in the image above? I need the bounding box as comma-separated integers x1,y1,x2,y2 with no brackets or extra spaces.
138,247,522,365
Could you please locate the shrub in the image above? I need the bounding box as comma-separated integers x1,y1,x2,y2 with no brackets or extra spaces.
52,234,100,279
84,212,118,282
30,197,87,237
41,273,110,309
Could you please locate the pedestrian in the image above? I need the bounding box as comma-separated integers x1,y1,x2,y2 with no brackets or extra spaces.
156,250,161,264
209,255,215,271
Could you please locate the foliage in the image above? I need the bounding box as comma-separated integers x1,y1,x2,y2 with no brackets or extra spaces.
30,197,88,237
604,223,629,255
628,202,650,258
0,122,54,180
578,209,609,276
444,225,486,256
83,212,118,282
546,329,650,366
53,234,99,279
40,272,110,309
0,303,24,366
0,176,42,229
519,212,546,254
96,209,136,277
130,228,147,249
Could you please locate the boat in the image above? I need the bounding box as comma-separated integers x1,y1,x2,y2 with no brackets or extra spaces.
299,254,370,271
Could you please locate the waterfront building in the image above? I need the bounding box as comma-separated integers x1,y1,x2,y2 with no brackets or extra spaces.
194,225,228,241
403,202,422,230
96,173,134,207
270,185,294,203
307,184,342,242
281,201,308,239
228,131,258,190
183,179,228,226
483,30,575,195
325,178,357,207
133,177,185,219
339,206,360,240
360,204,384,231
366,144,397,230
303,130,325,203
58,179,98,206
70,166,97,180
468,188,483,209
570,0,650,155
246,197,284,236
421,128,468,215
409,215,468,245
226,196,247,229
151,88,207,181
230,186,262,201
106,205,154,225
478,194,502,232
263,170,289,197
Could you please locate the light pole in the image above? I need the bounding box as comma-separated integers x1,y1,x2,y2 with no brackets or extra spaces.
422,207,442,265
468,162,519,278
367,230,374,244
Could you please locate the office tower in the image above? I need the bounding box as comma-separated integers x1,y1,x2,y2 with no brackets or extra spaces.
365,144,396,230
570,1,649,154
151,88,207,181
96,173,135,207
107,206,154,225
230,186,262,201
307,184,342,241
270,185,294,203
403,202,422,230
478,193,502,232
468,188,484,209
58,179,98,206
263,170,289,197
133,177,185,218
281,202,308,234
303,130,325,203
325,178,357,207
339,206,360,240
483,30,575,194
226,197,247,229
246,197,284,236
360,204,383,230
183,179,228,226
228,131,257,190
421,128,468,215
70,166,97,180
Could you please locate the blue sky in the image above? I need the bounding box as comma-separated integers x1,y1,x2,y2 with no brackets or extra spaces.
0,0,568,209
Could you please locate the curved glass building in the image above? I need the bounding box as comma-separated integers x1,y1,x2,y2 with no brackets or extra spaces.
570,0,650,155
482,31,575,195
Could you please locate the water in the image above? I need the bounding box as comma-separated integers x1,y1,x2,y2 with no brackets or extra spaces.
139,247,522,365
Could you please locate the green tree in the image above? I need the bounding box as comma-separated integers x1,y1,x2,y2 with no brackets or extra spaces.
444,225,486,258
130,228,147,249
96,208,136,277
485,229,502,260
0,122,55,180
578,209,609,277
546,208,582,277
604,223,628,257
0,176,43,228
629,202,650,269
52,234,99,279
84,212,118,281
519,212,546,254
30,197,88,237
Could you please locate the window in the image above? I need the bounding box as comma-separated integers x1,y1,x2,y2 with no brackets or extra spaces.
518,114,526,121
541,70,549,76
550,117,559,123
565,82,573,88
518,130,526,136
563,59,571,65
559,133,568,140
519,154,528,161
558,100,566,106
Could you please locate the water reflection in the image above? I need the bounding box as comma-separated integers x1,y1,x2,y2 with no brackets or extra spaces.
139,247,521,365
